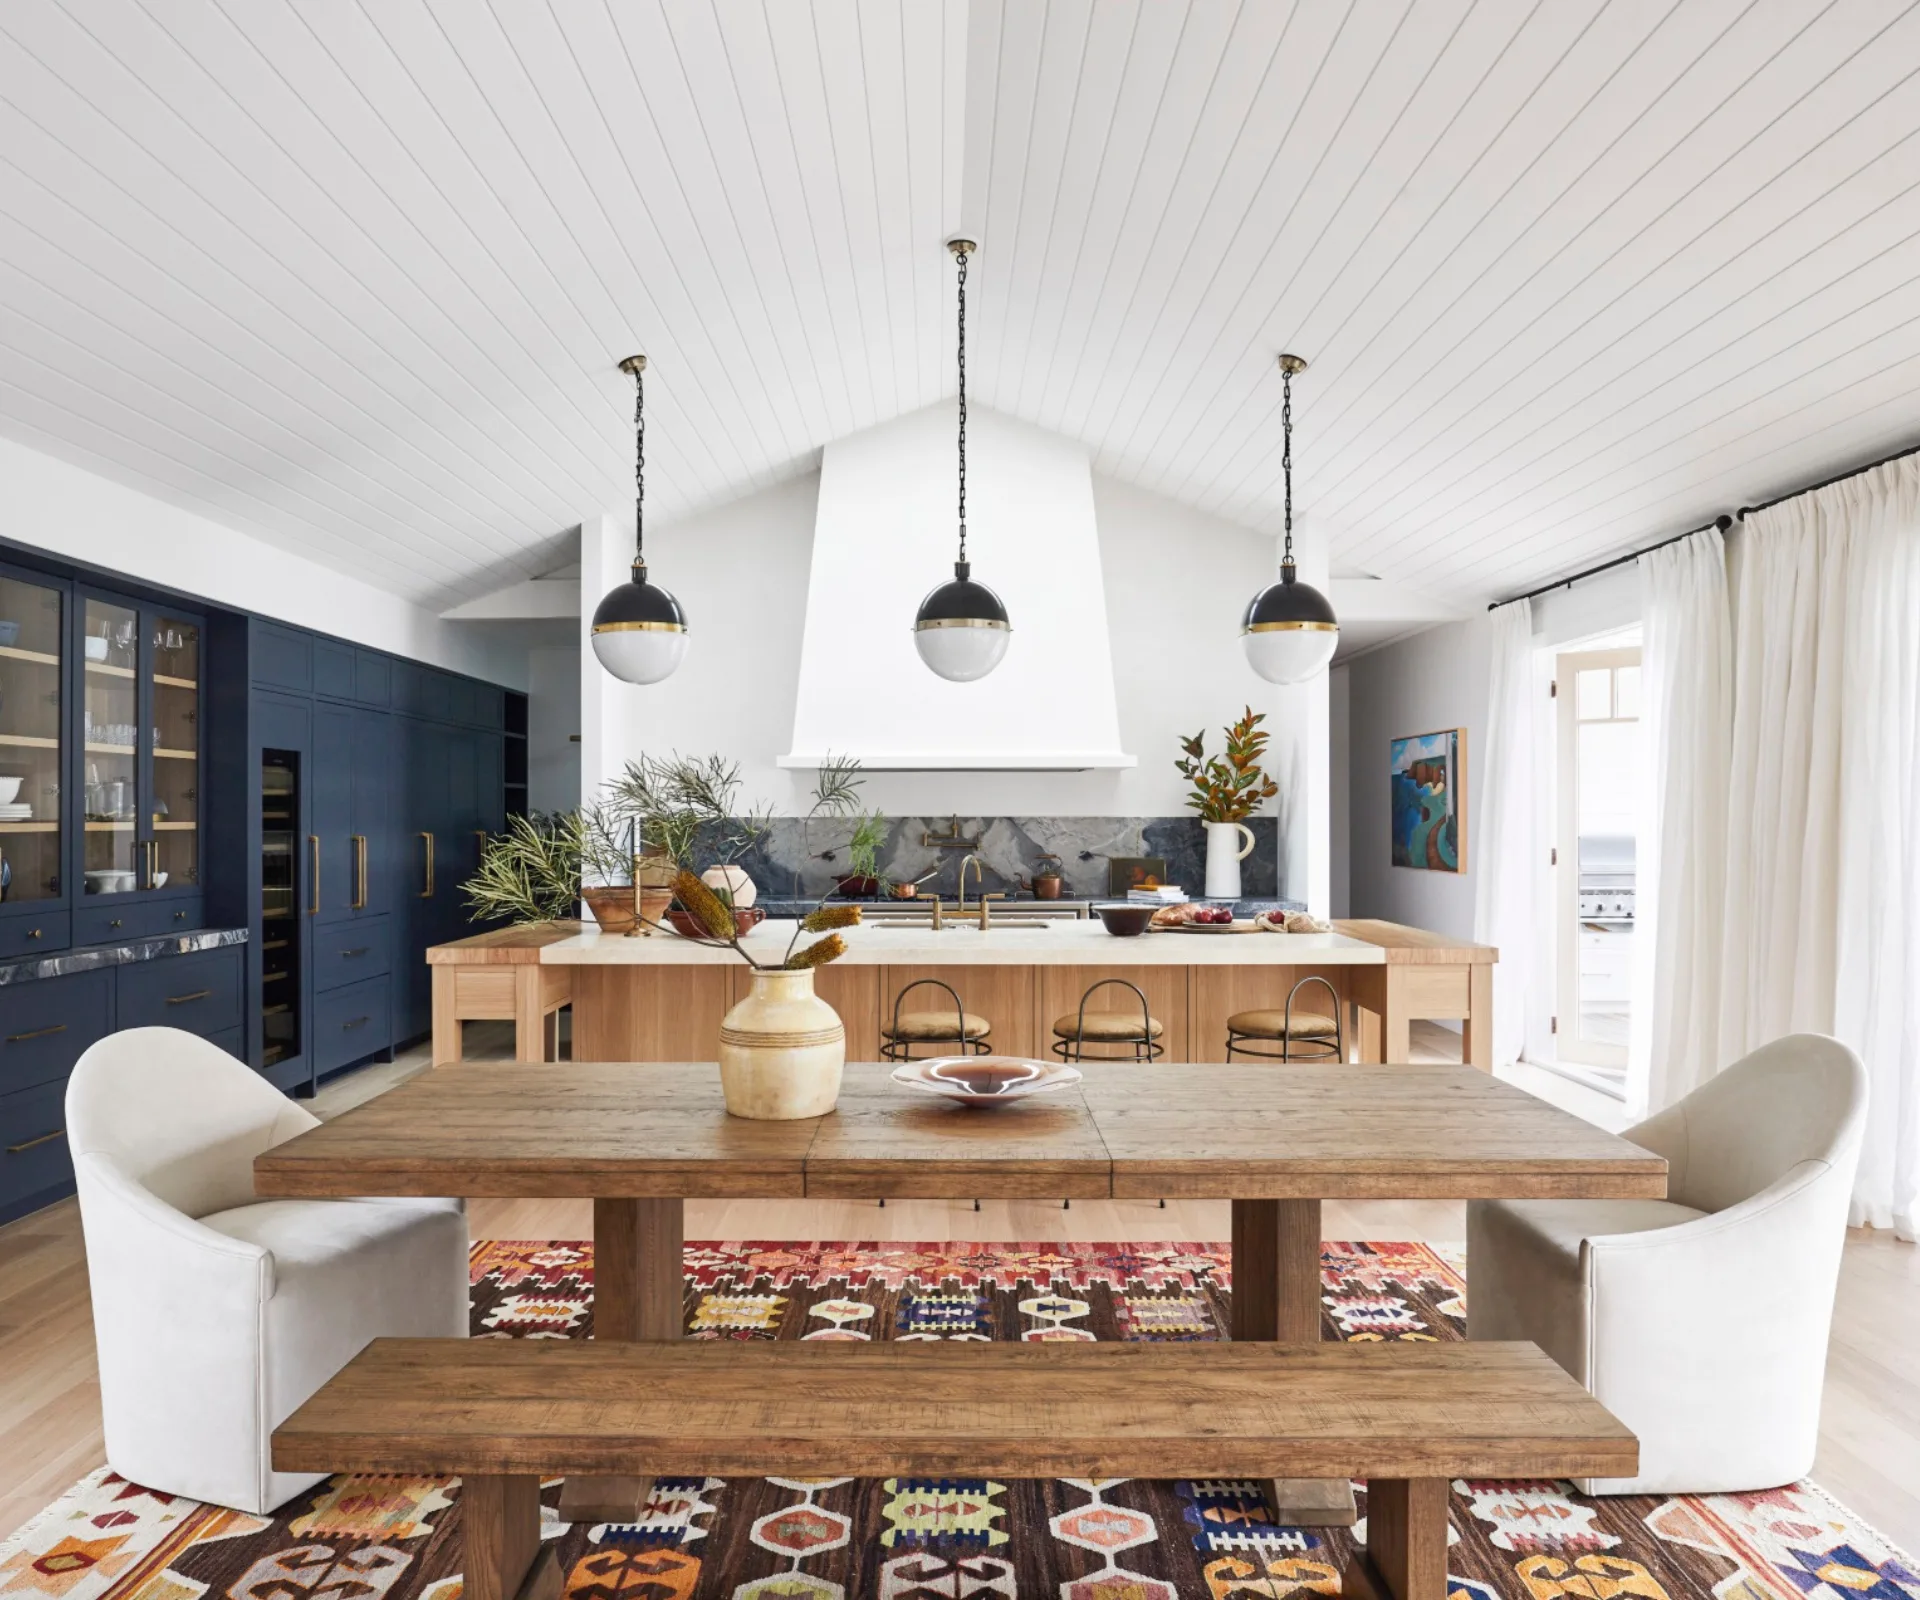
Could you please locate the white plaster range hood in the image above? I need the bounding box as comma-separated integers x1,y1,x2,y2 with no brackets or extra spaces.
781,405,1134,772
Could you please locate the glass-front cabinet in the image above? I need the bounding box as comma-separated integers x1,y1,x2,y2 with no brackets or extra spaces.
77,592,202,917
0,568,67,911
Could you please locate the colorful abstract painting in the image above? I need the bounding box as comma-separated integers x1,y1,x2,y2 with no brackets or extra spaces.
1391,728,1464,871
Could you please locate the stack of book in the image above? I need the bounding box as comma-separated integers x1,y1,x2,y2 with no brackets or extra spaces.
1127,885,1188,905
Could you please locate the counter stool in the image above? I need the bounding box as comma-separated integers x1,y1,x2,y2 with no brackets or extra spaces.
880,978,992,1062
1224,975,1345,1063
1052,978,1164,1063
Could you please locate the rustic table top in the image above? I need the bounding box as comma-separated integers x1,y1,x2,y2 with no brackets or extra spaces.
254,1062,1664,1202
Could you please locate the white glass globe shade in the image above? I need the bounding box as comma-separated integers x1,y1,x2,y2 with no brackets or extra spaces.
914,622,1011,682
1243,626,1338,684
591,626,689,685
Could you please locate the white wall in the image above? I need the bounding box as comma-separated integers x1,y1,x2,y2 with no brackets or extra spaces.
1,436,529,687
1343,620,1490,939
583,464,1333,907
1329,664,1351,918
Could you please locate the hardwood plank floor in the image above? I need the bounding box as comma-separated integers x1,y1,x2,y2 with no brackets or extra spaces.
4,1022,1915,1556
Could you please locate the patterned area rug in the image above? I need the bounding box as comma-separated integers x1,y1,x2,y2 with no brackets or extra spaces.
4,1240,1915,1600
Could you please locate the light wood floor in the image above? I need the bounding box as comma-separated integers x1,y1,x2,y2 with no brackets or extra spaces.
4,1026,1915,1558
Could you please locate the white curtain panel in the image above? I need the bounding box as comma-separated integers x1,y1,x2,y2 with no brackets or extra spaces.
1722,457,1920,1237
1629,527,1733,1116
1472,598,1535,1067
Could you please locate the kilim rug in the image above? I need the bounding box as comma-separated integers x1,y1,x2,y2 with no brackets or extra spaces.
4,1239,1915,1600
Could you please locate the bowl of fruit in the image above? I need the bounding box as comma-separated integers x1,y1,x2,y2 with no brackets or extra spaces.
1156,904,1246,932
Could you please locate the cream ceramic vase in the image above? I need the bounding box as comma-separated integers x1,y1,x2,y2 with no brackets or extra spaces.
1203,820,1257,900
717,968,845,1120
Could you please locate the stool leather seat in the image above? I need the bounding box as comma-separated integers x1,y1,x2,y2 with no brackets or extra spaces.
1225,1008,1339,1039
884,1010,992,1042
1052,1011,1165,1042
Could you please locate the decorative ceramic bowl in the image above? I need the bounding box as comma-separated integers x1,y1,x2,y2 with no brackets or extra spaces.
0,778,20,805
1093,902,1156,937
891,1055,1082,1108
667,904,766,940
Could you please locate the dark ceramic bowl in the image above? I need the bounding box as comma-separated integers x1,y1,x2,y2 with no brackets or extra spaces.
1094,902,1156,937
667,904,766,939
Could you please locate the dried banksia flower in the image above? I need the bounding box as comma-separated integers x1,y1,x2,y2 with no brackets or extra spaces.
801,903,863,932
785,934,846,971
674,870,736,941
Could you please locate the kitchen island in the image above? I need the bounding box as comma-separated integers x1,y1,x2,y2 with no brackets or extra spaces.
428,917,1494,1070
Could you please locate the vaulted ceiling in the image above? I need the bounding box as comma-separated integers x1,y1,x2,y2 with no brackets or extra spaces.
4,0,1918,612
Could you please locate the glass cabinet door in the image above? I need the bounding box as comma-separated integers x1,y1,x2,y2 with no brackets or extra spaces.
82,597,141,900
149,612,200,890
0,572,66,906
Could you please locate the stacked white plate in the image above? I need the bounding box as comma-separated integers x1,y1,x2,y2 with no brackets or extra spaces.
0,803,33,820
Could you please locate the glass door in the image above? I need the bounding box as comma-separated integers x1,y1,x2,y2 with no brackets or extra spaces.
261,748,301,1069
0,570,66,909
81,597,141,902
148,612,201,892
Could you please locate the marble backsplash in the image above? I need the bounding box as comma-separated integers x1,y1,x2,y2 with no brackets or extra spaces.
716,815,1279,902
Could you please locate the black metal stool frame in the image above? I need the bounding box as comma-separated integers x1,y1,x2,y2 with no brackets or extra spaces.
1053,977,1164,1064
880,977,991,1063
1223,974,1346,1063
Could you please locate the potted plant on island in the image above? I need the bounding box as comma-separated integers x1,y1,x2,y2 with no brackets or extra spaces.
462,811,586,928
1175,706,1281,901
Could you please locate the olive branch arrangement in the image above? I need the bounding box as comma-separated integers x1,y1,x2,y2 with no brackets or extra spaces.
1175,706,1281,823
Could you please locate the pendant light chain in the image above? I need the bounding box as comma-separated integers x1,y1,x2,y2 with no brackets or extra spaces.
1281,363,1294,570
633,362,646,566
956,244,968,565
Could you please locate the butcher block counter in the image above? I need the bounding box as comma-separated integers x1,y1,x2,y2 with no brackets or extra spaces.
428,916,1495,1070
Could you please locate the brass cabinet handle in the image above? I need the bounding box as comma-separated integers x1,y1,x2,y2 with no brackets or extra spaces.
341,947,369,958
308,835,320,915
7,1128,64,1154
351,834,368,910
7,1023,67,1043
149,839,160,888
474,829,488,856
26,928,41,940
418,832,435,898
166,989,212,1005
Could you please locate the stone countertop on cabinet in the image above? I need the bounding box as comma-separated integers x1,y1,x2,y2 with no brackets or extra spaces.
536,919,1390,967
0,925,250,986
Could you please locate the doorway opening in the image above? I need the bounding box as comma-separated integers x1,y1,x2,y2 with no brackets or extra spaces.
1549,639,1641,1098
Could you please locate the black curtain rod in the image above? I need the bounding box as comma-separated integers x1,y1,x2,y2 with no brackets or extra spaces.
1736,437,1920,518
1487,434,1920,612
1487,516,1731,612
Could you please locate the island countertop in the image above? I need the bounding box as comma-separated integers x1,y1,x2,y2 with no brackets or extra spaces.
535,919,1390,967
427,917,1496,1070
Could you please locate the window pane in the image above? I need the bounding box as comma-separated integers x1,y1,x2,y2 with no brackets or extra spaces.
1576,667,1612,720
1614,665,1641,719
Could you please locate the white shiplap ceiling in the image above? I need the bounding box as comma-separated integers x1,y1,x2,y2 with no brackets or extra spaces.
4,0,1919,612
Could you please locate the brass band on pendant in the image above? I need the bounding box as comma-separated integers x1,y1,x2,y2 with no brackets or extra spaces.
914,617,1013,631
1242,620,1339,633
593,619,688,633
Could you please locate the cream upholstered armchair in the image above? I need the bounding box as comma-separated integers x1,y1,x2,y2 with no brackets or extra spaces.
1468,1033,1866,1495
67,1027,468,1514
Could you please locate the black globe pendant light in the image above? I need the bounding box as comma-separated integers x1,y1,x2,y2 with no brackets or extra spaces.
591,354,688,685
1243,353,1339,683
914,238,1011,682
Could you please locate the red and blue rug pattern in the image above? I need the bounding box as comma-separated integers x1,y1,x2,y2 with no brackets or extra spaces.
2,1239,1913,1600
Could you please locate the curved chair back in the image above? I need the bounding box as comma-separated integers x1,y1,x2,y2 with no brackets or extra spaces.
1627,1033,1867,1214
67,1027,318,1218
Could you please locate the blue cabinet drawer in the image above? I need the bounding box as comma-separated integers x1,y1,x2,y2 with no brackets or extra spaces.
74,897,204,948
313,974,390,1076
114,947,241,1037
314,917,391,993
0,915,70,960
0,970,113,1097
1,1078,73,1220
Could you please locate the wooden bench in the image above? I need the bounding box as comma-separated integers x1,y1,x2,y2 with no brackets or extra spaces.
274,1339,1636,1600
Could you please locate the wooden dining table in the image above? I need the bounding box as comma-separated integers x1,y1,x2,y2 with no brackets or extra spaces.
254,1060,1665,1526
